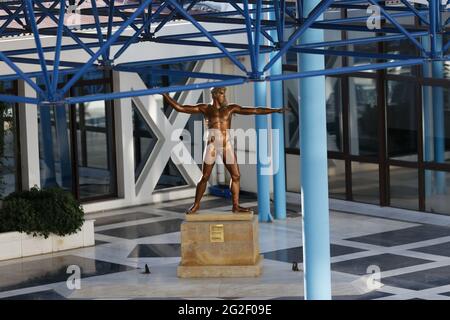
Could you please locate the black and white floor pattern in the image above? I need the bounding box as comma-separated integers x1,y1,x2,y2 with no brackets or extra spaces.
2,194,450,300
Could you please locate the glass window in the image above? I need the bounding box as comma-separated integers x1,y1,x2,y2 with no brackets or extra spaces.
346,31,378,70
38,71,117,200
138,63,197,118
133,102,158,180
352,162,379,205
390,166,418,211
284,76,342,152
425,169,450,215
284,77,299,150
154,159,188,191
422,85,450,164
387,80,418,161
349,77,378,156
328,159,346,199
0,81,19,198
38,103,73,191
74,88,116,199
326,77,343,152
386,38,417,76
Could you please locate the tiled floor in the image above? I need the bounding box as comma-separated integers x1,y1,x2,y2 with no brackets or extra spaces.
2,195,450,300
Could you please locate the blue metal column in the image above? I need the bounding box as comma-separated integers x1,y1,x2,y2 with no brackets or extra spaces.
422,37,433,197
39,104,57,187
54,103,72,190
432,34,446,194
253,2,272,222
422,36,432,196
269,11,286,220
298,0,332,299
255,83,272,221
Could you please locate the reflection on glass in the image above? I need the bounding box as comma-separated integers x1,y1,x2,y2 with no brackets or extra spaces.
352,162,379,204
425,170,450,215
390,166,418,210
328,159,346,199
38,71,117,200
284,77,342,152
326,78,343,152
386,39,416,75
346,31,378,70
387,80,418,161
38,104,72,191
133,102,158,180
0,100,17,198
349,77,378,156
284,77,299,149
138,63,197,118
422,85,450,164
154,159,188,191
76,94,116,199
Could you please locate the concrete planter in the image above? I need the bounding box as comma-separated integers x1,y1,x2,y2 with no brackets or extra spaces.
0,220,95,261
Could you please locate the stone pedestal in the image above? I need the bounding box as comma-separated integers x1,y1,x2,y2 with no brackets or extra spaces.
177,212,263,278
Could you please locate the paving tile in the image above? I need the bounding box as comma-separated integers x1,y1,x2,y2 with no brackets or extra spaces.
345,225,450,247
96,219,184,239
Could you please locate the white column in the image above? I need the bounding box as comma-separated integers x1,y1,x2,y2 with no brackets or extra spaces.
18,80,40,189
112,70,135,202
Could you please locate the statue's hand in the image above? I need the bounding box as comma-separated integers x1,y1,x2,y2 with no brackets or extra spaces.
277,108,286,113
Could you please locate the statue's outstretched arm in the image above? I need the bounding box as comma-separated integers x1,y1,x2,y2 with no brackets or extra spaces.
162,93,206,114
232,104,285,115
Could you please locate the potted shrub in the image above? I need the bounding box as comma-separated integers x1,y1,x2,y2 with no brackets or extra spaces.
0,187,95,261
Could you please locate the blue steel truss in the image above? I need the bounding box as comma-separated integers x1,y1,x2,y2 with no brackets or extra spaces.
0,0,449,104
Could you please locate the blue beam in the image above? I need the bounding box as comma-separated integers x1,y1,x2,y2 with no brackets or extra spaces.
367,0,425,55
253,1,272,223
53,103,72,189
25,0,52,98
432,34,446,193
91,0,107,62
0,51,46,97
269,10,286,221
268,59,425,81
422,36,433,197
163,0,248,73
52,0,65,95
0,2,25,36
65,77,246,104
0,94,39,104
264,0,335,72
39,103,57,187
60,0,154,97
34,0,96,57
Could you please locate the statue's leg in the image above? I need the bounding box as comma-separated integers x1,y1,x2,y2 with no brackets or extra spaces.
223,141,252,213
186,142,216,214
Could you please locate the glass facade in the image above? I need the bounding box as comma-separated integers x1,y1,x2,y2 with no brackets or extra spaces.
0,81,20,198
352,162,379,205
38,71,117,201
283,22,450,216
349,77,378,156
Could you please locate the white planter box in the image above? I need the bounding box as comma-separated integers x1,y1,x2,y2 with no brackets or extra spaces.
0,232,22,261
0,220,95,261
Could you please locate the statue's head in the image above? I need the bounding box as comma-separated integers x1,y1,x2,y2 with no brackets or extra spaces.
211,87,227,107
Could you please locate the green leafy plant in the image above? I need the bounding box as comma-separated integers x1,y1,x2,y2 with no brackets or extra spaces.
0,187,85,238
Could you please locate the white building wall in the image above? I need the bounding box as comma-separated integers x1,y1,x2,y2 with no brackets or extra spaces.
2,21,286,213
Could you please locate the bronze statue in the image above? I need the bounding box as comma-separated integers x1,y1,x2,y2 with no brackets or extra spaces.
162,87,284,214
